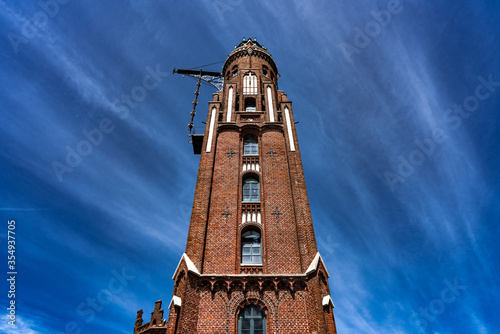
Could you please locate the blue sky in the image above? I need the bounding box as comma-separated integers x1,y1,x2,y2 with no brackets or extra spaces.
1,0,499,333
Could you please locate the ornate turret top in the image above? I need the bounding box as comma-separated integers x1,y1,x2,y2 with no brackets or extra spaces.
235,37,266,49
223,37,278,81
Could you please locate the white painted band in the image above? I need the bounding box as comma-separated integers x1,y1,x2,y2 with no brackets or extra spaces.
227,87,233,122
206,107,216,153
267,86,274,122
284,106,295,151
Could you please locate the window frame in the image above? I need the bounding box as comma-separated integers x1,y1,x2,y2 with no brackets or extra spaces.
243,136,258,156
241,229,262,265
238,304,266,334
243,72,258,95
242,178,260,202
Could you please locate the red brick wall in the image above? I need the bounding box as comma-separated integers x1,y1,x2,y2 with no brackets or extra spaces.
261,128,303,274
202,128,240,274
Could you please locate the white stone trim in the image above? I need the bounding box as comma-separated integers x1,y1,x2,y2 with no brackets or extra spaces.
206,107,216,153
172,253,200,280
322,295,335,308
305,252,330,277
267,86,274,122
226,86,233,122
284,106,295,151
168,295,182,308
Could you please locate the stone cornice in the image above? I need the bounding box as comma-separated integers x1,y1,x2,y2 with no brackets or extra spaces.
216,122,284,135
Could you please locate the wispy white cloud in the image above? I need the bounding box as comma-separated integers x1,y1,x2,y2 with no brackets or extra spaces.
0,313,54,334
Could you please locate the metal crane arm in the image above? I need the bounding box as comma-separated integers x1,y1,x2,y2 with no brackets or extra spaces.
173,68,224,91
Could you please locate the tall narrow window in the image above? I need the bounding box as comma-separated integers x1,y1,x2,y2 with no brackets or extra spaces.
243,137,258,155
243,72,257,95
241,229,262,265
242,178,259,202
238,304,266,334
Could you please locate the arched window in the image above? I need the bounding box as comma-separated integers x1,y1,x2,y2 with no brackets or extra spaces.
243,136,258,155
238,304,266,334
242,178,259,202
243,72,257,94
244,97,256,111
241,229,261,265
232,65,239,77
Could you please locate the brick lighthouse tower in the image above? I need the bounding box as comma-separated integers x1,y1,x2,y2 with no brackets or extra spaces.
133,38,337,334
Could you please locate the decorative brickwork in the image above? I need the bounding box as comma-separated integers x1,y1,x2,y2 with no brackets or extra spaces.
134,300,168,334
134,38,337,333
